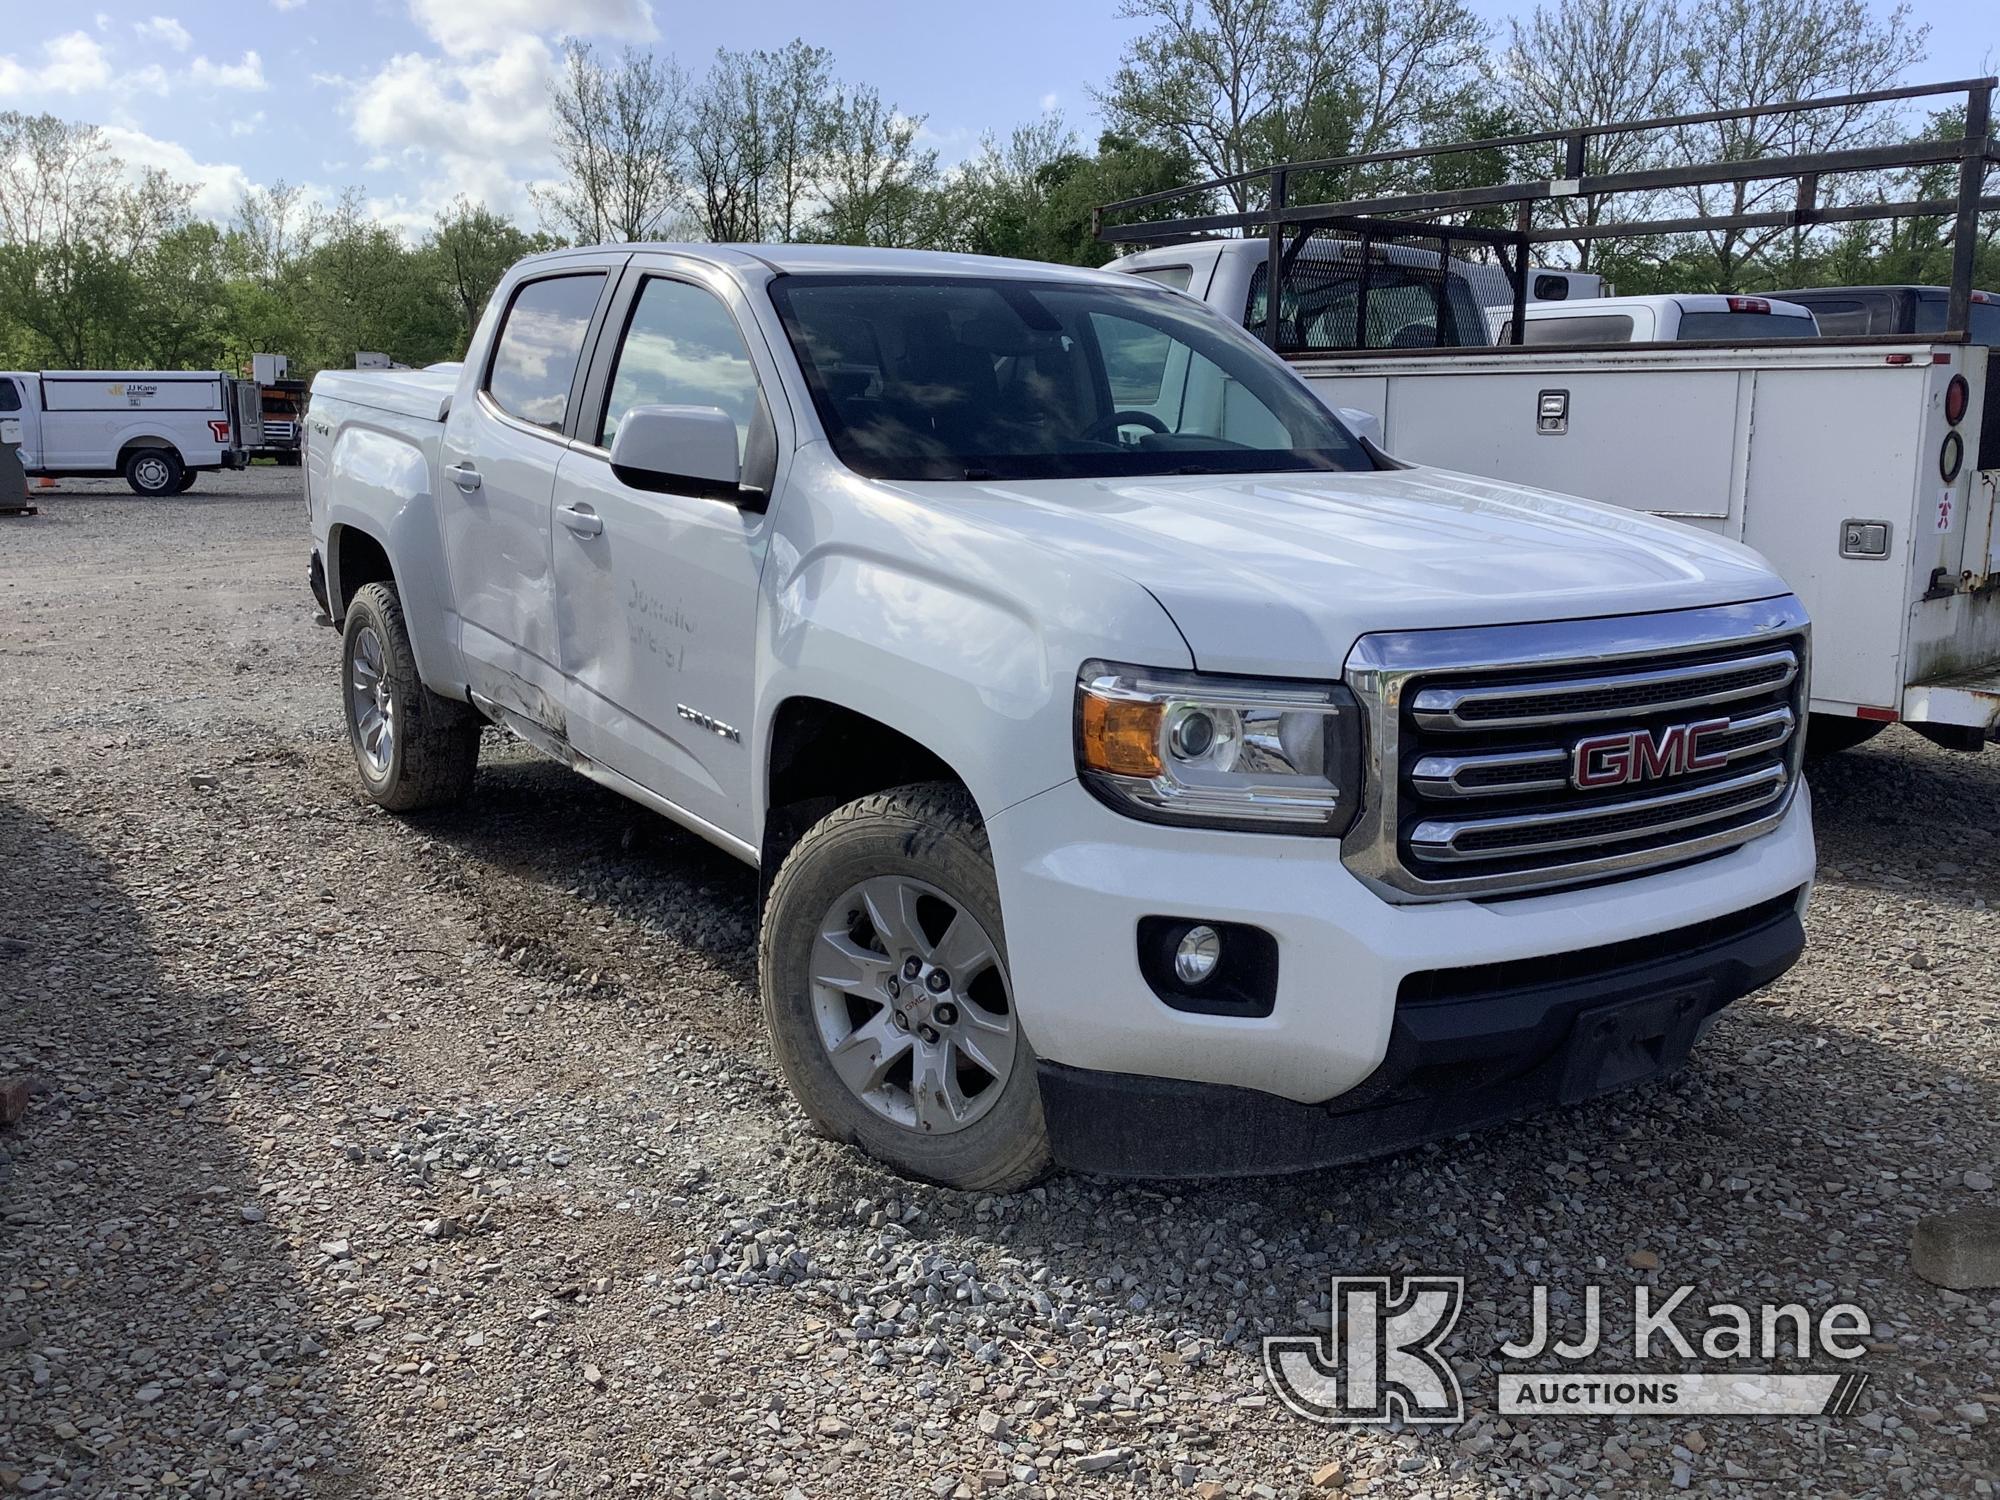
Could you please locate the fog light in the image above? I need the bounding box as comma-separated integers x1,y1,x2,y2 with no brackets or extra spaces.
1174,924,1222,985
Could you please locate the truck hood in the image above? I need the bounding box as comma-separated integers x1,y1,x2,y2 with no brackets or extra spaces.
879,465,1786,676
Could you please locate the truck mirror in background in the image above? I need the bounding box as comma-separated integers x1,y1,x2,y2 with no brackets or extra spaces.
609,405,748,503
1336,407,1384,448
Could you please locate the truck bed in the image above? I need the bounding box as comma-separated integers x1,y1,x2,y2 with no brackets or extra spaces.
312,368,456,424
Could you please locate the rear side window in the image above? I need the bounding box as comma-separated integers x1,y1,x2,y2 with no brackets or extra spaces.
1676,312,1818,341
1245,258,1491,350
486,274,605,430
1793,298,1870,336
1508,314,1636,345
599,277,762,452
0,379,18,412
1093,314,1174,404
1129,265,1194,293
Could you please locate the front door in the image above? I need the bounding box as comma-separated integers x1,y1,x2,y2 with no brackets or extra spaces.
438,266,615,727
552,260,786,841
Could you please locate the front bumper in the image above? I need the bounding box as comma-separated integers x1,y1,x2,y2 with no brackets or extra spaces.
1038,887,1803,1177
984,776,1815,1107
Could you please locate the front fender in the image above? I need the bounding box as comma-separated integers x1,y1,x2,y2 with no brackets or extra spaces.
322,421,465,696
754,452,1192,831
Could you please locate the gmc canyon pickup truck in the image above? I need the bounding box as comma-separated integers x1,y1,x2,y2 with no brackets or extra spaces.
306,244,1815,1189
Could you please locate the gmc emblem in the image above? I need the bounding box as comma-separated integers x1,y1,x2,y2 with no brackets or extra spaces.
1571,718,1729,790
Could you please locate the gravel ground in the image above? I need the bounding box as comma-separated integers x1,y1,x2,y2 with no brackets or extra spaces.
1,469,1996,1499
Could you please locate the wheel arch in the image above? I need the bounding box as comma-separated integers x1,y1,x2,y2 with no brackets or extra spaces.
326,521,398,622
118,436,184,467
760,696,975,889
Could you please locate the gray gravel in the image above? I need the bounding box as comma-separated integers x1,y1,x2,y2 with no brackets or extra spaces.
2,470,1996,1498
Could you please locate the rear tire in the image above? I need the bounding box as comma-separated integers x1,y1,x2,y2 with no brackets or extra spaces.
1806,713,1888,758
340,582,481,811
173,470,199,494
124,447,183,497
760,783,1052,1191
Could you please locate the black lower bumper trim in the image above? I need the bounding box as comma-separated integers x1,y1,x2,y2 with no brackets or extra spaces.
1039,890,1805,1179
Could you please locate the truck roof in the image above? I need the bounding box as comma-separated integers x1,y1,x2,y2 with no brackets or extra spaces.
513,242,1139,286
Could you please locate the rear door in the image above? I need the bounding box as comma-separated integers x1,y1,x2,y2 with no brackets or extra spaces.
0,377,34,467
437,264,618,727
551,256,789,838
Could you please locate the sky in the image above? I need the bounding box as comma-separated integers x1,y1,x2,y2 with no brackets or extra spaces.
0,0,1994,236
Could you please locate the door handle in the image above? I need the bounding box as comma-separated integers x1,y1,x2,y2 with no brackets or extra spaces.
558,503,604,537
446,462,482,492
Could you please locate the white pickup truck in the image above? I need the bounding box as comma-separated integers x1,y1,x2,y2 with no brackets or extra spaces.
0,369,259,494
305,244,1814,1188
1113,237,2000,752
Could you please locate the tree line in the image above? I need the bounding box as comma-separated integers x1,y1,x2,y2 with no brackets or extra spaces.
0,0,1992,377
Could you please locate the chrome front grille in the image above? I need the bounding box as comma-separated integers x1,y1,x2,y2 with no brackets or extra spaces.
1341,598,1811,901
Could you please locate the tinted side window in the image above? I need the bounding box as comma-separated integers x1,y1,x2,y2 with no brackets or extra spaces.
1794,298,1868,336
0,379,19,413
599,277,762,453
486,274,605,431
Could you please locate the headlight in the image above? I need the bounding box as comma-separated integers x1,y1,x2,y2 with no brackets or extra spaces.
1075,660,1364,834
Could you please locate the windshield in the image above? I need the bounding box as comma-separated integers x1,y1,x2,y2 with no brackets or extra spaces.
766,274,1372,482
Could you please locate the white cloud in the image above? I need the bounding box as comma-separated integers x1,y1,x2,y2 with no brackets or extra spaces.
124,49,269,95
408,0,656,56
229,110,267,137
1039,92,1060,112
190,50,267,89
99,125,252,218
271,0,306,8
347,36,556,219
134,16,192,52
0,31,114,95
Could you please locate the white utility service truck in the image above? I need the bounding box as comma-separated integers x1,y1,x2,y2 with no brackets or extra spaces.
1101,78,2000,752
305,242,1814,1188
0,369,260,494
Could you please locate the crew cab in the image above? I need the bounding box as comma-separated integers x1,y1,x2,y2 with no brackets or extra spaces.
306,244,1814,1187
1490,294,1822,345
0,369,258,494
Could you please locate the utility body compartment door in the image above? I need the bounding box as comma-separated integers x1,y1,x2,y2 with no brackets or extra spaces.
437,266,616,728
551,256,788,843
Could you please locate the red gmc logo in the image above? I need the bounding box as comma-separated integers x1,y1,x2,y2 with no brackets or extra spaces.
1571,718,1729,790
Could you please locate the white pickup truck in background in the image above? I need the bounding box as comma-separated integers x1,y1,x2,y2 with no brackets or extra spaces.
305,242,1815,1188
1111,234,2000,754
0,369,259,494
1490,293,1822,345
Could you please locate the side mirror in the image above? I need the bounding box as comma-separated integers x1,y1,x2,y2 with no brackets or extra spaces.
1336,407,1384,448
609,405,747,502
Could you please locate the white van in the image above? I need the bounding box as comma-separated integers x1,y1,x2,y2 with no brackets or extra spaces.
0,370,259,495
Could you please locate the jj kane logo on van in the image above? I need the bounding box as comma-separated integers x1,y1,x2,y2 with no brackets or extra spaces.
1265,1277,1872,1423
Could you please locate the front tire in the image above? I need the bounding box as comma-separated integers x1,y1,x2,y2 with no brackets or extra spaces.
760,783,1051,1191
340,582,481,811
124,447,183,497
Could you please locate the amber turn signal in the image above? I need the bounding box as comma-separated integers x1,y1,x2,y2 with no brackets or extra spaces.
1079,692,1164,777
